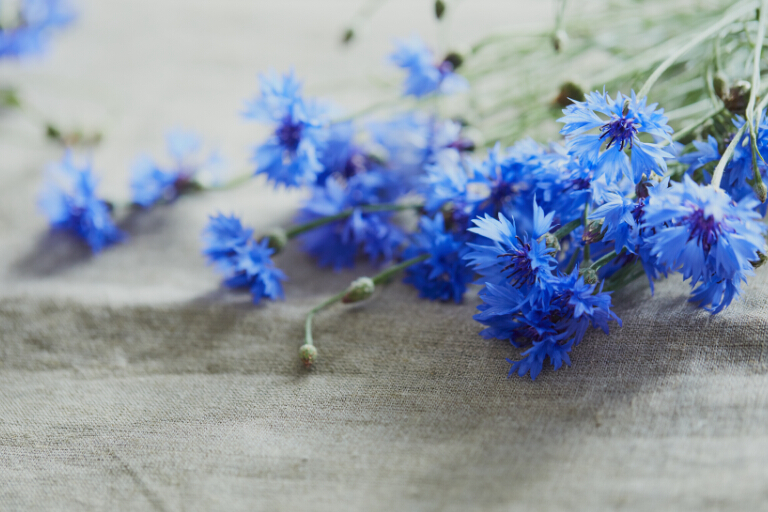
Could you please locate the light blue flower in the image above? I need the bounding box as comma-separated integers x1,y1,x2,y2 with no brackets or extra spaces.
644,175,766,313
39,153,124,253
390,35,468,97
559,90,673,184
202,213,286,304
243,70,329,188
402,213,473,303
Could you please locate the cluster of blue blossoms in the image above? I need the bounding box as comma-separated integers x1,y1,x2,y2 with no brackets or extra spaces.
38,34,768,379
0,0,73,58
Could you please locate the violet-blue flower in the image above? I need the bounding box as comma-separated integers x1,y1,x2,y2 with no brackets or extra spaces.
296,172,404,270
643,175,766,313
473,267,620,380
464,201,557,290
402,213,473,303
243,70,328,188
0,0,73,59
38,153,124,253
390,35,468,98
130,130,207,208
559,90,673,184
202,213,286,304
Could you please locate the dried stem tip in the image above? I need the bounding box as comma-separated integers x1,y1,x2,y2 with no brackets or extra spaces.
299,344,318,368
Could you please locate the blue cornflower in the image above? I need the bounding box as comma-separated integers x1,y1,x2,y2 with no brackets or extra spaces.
38,153,124,253
390,35,468,98
590,190,637,253
0,0,73,59
643,175,766,313
243,70,328,188
678,135,720,176
130,130,209,208
202,213,286,304
370,114,472,187
473,267,620,380
719,114,768,191
402,213,474,303
464,201,557,289
559,90,673,184
296,172,404,270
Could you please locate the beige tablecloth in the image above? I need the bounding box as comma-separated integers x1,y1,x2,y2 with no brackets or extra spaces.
1,1,767,510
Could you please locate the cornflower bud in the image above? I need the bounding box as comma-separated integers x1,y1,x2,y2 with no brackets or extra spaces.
435,0,446,19
542,233,561,252
265,228,288,253
555,81,585,107
342,277,375,303
579,267,598,285
299,344,318,368
724,80,751,114
582,220,605,244
443,52,463,71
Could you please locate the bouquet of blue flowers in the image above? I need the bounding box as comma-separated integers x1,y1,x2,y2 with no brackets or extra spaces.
36,0,768,379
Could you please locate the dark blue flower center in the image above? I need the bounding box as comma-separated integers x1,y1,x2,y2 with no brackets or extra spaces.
275,116,303,152
566,177,591,191
599,116,638,151
498,238,535,287
480,177,517,216
684,207,721,253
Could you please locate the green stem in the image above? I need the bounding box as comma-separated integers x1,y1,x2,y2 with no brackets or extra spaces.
660,106,725,146
564,247,581,275
204,172,253,191
285,203,421,239
636,0,758,99
552,218,582,241
371,253,429,285
712,122,748,189
746,0,768,199
304,290,348,347
581,201,591,264
303,253,430,347
589,250,618,271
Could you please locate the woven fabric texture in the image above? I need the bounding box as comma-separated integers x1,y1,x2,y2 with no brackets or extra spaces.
1,1,768,510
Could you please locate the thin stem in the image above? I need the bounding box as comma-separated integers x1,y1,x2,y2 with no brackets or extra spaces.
660,106,725,146
303,253,430,348
304,290,347,347
285,203,421,239
636,0,758,99
371,253,429,285
204,172,253,192
551,218,582,241
712,122,748,189
564,247,581,274
745,0,768,197
589,250,618,271
581,201,591,264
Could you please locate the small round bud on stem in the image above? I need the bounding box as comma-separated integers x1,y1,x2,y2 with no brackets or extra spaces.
582,220,605,244
342,276,375,304
724,80,751,114
265,228,288,253
443,52,463,71
753,180,768,203
579,267,599,285
713,72,729,101
555,81,585,107
635,179,650,199
752,251,768,269
299,344,318,368
552,29,568,52
543,233,561,252
434,0,446,19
